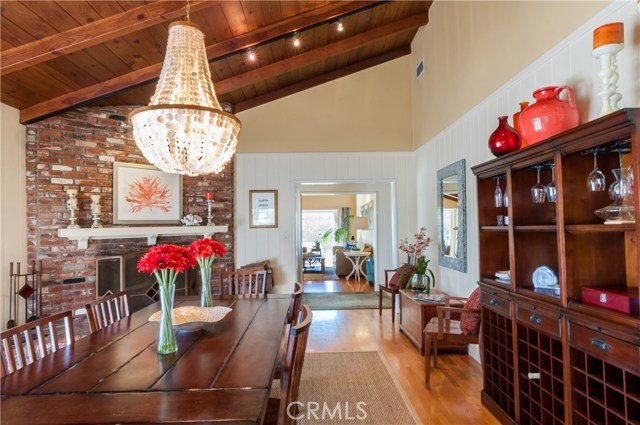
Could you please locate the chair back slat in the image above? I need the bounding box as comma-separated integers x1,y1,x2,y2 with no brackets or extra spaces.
0,310,75,376
220,270,267,296
287,282,304,325
85,291,130,334
278,304,312,425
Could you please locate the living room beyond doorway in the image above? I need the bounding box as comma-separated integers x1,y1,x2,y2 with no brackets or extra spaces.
300,192,376,293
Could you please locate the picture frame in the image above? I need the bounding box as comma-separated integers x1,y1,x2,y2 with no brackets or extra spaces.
360,201,374,229
249,190,278,228
113,162,182,224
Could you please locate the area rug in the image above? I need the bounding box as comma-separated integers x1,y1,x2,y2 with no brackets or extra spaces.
296,352,417,424
303,292,390,310
303,267,339,281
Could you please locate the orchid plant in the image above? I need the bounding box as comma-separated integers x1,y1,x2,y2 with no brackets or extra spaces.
399,227,431,257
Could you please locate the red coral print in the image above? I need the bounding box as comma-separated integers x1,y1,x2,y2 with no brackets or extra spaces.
126,176,172,213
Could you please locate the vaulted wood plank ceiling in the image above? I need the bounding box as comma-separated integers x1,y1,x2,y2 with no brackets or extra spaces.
1,1,432,124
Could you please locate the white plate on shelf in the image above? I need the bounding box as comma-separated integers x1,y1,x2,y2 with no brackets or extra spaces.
532,266,558,288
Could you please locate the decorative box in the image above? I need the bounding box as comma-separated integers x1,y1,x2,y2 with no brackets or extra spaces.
582,287,639,315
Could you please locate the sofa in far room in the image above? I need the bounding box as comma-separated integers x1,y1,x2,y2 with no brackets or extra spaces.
333,245,373,277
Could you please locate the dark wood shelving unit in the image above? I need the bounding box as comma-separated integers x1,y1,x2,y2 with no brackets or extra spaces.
513,225,558,232
481,226,510,232
472,109,640,425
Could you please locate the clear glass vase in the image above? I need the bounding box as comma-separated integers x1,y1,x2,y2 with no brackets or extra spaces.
411,274,432,294
158,281,177,355
200,262,213,308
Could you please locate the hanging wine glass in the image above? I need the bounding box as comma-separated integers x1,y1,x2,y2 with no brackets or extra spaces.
587,152,606,192
546,164,557,203
531,166,546,203
504,189,509,208
494,178,503,208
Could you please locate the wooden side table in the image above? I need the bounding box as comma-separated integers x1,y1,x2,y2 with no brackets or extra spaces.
398,289,467,355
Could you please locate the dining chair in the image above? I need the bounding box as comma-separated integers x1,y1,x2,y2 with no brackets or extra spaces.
0,310,75,377
84,290,131,334
219,269,268,296
274,282,305,380
424,288,481,389
265,304,313,425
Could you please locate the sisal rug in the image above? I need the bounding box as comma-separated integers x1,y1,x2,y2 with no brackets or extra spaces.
303,292,390,310
295,352,417,425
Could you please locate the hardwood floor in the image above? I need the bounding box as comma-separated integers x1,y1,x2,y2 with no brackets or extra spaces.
305,293,499,424
303,276,374,293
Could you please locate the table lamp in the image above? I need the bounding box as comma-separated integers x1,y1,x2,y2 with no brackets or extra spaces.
354,216,369,249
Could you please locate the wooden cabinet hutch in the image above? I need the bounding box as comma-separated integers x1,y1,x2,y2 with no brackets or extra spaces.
472,109,640,425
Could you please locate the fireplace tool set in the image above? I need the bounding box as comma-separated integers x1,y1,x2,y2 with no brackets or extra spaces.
7,261,42,329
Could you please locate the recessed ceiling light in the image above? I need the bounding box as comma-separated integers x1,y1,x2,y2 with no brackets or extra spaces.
292,33,301,48
336,21,344,32
246,49,256,62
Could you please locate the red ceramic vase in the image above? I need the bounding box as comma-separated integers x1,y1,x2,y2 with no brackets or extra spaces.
488,116,521,157
518,86,580,146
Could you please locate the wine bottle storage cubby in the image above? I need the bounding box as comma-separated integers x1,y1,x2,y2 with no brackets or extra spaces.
482,307,516,418
571,348,640,425
517,325,565,425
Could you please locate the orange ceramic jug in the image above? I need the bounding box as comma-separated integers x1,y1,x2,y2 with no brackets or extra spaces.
518,86,580,146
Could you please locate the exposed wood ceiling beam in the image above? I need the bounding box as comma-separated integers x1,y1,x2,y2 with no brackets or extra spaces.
214,13,428,95
19,1,383,124
235,45,411,113
1,1,218,76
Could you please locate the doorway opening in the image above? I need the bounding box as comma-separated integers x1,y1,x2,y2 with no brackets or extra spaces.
298,191,377,294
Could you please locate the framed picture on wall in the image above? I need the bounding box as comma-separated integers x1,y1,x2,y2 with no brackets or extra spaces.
113,162,182,224
360,201,374,229
249,190,278,228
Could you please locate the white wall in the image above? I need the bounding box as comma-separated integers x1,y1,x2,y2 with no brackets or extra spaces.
0,103,28,330
236,56,413,153
412,1,640,301
235,152,416,293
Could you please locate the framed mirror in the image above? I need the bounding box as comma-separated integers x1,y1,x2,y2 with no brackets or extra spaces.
437,159,467,272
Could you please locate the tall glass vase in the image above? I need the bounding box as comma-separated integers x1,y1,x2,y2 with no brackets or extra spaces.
158,281,177,355
200,261,213,308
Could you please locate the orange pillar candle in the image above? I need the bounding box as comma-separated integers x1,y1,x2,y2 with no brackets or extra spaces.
593,22,624,49
205,192,213,201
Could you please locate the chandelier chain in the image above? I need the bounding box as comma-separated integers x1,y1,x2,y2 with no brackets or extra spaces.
185,0,191,22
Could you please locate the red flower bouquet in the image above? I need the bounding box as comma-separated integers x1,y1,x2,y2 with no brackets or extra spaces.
137,244,195,355
189,238,227,307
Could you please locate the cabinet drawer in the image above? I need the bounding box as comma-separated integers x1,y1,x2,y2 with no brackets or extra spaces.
569,324,640,374
516,302,561,338
482,290,512,317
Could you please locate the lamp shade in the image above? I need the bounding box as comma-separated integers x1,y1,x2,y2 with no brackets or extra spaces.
354,216,369,230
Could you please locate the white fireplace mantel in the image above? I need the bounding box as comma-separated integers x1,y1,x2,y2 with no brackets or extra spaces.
58,225,228,249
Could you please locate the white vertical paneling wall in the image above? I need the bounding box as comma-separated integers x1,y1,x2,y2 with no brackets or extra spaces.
235,152,416,293
415,1,639,300
0,103,27,330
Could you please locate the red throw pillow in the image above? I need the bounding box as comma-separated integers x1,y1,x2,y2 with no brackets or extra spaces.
388,264,415,289
460,287,481,335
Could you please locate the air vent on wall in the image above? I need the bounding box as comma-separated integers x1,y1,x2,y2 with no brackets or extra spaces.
416,58,425,80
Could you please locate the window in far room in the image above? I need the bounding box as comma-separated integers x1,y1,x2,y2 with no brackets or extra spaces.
301,210,338,267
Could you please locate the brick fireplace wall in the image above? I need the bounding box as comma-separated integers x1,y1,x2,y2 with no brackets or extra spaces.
26,106,234,317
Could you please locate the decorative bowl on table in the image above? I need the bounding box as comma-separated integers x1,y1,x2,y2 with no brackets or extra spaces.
149,306,232,332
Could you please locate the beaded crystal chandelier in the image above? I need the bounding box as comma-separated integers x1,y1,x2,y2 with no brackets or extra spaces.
129,21,241,176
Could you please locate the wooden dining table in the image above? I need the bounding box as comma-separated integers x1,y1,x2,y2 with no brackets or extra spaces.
1,295,290,425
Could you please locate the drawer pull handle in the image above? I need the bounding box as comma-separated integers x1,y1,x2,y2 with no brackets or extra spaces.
529,314,543,324
490,299,499,307
591,338,611,351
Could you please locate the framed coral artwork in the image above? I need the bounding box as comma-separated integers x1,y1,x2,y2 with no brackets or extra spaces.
113,162,182,224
